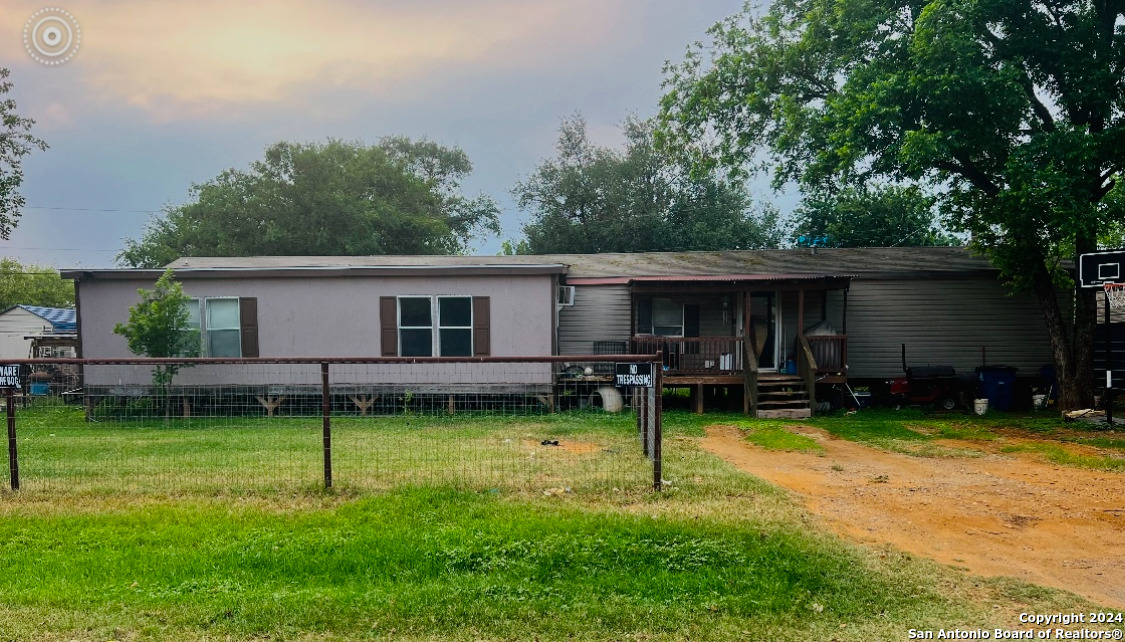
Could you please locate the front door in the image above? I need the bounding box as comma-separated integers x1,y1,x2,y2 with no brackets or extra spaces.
749,292,779,371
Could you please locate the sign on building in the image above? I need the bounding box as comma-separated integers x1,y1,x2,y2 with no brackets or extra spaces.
615,362,654,388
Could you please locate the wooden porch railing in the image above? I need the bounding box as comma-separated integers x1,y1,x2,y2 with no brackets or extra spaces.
630,336,744,375
806,334,847,375
743,338,758,415
796,335,818,410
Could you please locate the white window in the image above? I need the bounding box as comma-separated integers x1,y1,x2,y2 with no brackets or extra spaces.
398,296,433,357
180,298,201,356
437,296,473,357
205,298,241,357
398,296,474,357
183,298,201,332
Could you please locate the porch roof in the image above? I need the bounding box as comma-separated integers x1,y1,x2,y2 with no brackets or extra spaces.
154,247,989,279
570,273,854,286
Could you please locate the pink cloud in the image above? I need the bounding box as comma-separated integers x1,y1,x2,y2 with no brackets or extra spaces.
1,0,637,121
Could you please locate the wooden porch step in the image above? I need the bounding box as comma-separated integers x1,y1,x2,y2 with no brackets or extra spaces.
758,374,803,382
756,408,812,419
757,399,809,408
758,390,808,397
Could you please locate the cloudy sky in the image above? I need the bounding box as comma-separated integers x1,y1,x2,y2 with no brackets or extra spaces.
1,0,753,268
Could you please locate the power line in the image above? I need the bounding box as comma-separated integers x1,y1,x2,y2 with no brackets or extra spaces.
0,245,118,252
21,206,159,214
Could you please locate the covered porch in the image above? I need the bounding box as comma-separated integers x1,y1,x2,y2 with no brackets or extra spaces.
627,274,853,416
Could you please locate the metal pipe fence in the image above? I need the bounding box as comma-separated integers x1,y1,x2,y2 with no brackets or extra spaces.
3,355,662,496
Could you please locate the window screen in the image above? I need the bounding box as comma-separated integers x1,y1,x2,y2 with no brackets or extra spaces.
399,297,434,357
438,296,473,356
180,298,201,356
206,298,241,357
652,298,684,337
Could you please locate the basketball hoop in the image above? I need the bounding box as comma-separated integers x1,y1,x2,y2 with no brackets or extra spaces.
1105,282,1125,309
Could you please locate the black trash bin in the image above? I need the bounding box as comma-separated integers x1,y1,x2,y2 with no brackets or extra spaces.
977,366,1018,412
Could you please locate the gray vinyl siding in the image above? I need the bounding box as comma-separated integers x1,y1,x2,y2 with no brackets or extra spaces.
558,285,632,354
778,290,832,361
846,277,1054,378
698,296,736,336
1097,294,1125,323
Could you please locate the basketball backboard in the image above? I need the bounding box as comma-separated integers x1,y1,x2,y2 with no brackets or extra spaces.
1079,249,1125,288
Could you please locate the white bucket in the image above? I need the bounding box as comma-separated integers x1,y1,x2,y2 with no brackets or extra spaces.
1032,394,1047,411
973,398,989,416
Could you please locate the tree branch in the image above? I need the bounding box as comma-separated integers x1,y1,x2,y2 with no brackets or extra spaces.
981,27,1056,133
934,158,1001,197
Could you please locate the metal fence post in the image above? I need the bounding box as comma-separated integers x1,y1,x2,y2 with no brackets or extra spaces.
653,353,662,492
6,389,18,491
640,384,649,456
321,362,332,489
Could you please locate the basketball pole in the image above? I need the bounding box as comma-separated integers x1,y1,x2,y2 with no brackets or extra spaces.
1107,286,1114,427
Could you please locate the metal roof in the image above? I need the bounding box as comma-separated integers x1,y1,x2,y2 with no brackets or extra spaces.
62,263,568,280
162,246,995,279
5,305,77,333
629,273,857,282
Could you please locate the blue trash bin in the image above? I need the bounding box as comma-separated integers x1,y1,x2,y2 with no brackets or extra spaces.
977,366,1018,412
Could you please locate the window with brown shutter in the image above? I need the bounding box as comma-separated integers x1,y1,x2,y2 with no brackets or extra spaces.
239,297,259,357
379,296,398,356
472,296,490,356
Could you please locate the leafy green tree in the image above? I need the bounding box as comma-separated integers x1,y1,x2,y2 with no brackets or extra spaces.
793,184,959,248
499,239,531,255
113,270,199,403
513,115,783,254
659,0,1125,409
0,258,74,309
0,68,48,240
118,139,500,267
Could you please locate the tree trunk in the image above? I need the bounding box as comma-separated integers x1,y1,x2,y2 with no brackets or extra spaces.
1027,243,1095,412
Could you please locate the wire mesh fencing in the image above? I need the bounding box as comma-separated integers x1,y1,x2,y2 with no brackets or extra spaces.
4,356,662,496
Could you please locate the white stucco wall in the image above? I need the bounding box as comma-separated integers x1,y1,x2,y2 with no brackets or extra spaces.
79,273,557,387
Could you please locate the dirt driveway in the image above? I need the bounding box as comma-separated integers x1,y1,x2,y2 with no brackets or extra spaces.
702,424,1125,609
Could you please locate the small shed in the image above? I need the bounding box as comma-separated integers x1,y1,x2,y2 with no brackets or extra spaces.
0,305,77,359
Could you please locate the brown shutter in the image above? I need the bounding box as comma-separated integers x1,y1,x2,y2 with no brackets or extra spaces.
380,296,398,356
472,296,490,356
239,297,259,357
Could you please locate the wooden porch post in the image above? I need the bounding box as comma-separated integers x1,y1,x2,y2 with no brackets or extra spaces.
629,289,636,353
743,289,752,415
798,288,805,339
842,288,848,334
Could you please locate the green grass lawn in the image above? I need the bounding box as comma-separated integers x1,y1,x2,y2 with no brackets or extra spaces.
0,405,1104,640
13,403,653,495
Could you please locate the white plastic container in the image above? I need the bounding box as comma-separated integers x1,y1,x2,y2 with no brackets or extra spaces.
973,398,989,415
595,386,624,413
1032,394,1047,411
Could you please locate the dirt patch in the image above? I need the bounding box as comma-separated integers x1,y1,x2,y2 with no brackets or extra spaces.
702,424,1125,608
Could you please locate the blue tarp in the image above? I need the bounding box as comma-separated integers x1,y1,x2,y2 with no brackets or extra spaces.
18,305,77,333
